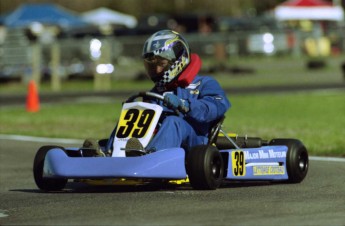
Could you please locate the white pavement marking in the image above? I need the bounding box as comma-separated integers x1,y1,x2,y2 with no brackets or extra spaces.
0,134,83,144
309,156,345,162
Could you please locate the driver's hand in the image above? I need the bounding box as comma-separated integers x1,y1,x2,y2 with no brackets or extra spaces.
164,94,190,113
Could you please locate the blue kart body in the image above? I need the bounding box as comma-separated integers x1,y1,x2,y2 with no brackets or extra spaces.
43,145,289,181
44,147,187,179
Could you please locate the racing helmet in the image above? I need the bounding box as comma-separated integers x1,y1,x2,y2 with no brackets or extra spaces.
142,30,190,89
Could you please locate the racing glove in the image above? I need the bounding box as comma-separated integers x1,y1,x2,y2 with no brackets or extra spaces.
164,93,190,113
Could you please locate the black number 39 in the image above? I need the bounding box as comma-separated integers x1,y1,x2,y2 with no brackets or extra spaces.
233,151,245,176
116,109,155,138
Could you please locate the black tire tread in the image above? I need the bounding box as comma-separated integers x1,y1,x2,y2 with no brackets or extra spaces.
186,145,224,190
269,139,309,183
33,145,68,191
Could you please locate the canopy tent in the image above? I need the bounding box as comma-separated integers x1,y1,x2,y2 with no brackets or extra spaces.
81,7,137,29
274,0,344,21
0,13,8,25
4,3,87,29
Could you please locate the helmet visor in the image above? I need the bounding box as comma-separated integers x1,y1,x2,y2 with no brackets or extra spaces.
144,55,173,82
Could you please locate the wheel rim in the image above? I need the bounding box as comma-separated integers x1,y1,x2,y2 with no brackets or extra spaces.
211,156,222,179
298,151,308,172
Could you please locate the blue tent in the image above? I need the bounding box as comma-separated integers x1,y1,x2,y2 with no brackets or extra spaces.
4,3,87,29
0,13,8,25
0,15,3,25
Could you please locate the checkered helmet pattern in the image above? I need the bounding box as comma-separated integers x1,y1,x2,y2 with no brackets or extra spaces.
142,30,190,89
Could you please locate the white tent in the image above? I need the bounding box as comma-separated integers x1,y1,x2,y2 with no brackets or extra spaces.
82,7,137,28
274,0,344,21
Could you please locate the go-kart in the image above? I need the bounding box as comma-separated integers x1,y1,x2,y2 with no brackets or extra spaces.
33,92,309,191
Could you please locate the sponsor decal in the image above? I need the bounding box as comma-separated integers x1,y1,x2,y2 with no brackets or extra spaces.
186,81,201,95
244,149,286,160
186,81,201,89
189,89,199,95
153,41,161,48
253,165,285,175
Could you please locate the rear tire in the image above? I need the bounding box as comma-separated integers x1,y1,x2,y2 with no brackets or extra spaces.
186,145,224,190
269,139,309,183
33,145,68,191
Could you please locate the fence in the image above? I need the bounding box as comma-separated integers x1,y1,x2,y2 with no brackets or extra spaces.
1,27,344,85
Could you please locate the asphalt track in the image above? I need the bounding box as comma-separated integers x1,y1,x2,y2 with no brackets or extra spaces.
0,137,344,225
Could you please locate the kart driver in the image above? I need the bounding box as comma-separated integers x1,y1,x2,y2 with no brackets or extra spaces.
106,30,231,156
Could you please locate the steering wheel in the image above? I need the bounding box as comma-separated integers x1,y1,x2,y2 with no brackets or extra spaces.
125,92,180,115
126,92,164,102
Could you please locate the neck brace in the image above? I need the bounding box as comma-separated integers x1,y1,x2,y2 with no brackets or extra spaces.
166,53,202,90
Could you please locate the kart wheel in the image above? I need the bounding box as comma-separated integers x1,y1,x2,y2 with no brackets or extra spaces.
186,145,224,190
33,145,68,191
269,139,309,183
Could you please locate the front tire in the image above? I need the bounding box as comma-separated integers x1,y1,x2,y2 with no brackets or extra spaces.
33,145,68,191
186,145,224,190
269,139,309,183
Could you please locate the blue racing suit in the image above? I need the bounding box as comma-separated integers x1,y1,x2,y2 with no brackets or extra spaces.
145,75,231,152
105,75,230,153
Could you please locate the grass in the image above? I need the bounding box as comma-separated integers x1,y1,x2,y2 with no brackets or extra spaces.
0,91,344,157
0,55,344,157
225,91,345,157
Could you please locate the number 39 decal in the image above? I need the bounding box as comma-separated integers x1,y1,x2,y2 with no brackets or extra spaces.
116,109,155,138
112,102,163,157
232,151,246,176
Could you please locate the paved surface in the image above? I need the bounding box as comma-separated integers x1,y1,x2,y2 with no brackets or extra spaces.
0,138,344,225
